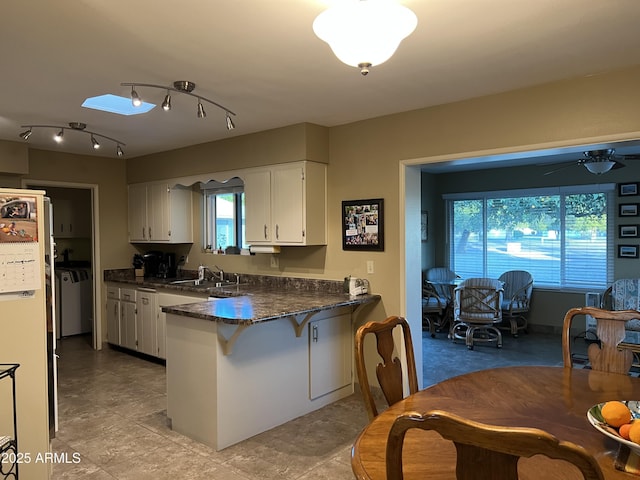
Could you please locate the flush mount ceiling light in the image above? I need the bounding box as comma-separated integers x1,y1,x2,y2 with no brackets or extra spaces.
583,160,616,175
121,80,236,130
18,122,126,157
313,0,417,75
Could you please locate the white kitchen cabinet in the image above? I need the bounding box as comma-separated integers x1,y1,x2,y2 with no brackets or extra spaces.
106,285,121,345
136,289,158,356
309,310,352,399
128,182,193,243
120,288,137,350
244,161,327,246
157,292,208,359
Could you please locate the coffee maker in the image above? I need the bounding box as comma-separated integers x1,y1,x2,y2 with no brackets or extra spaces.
142,251,163,278
159,253,177,279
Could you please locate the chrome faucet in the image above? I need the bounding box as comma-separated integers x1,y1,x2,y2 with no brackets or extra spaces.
197,264,224,284
213,265,224,282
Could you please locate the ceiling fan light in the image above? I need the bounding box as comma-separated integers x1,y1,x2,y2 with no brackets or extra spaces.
584,161,615,175
313,0,417,73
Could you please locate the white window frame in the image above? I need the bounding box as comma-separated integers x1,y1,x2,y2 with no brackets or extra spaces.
444,183,615,290
201,178,246,252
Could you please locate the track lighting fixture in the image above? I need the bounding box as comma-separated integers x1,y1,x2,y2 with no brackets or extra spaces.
130,87,142,107
121,80,236,129
19,128,32,140
197,101,206,118
18,122,126,157
162,92,172,111
226,112,235,131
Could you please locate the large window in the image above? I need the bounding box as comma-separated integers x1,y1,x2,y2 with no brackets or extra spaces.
445,184,614,289
202,179,246,252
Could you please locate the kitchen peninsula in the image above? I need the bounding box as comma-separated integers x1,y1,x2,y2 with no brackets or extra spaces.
104,270,379,450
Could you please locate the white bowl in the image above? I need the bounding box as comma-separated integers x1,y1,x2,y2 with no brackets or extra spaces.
587,401,640,455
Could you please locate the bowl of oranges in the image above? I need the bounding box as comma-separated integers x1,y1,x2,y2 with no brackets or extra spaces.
587,400,640,454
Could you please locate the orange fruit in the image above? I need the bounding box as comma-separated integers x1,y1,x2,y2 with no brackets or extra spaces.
629,421,640,444
602,401,632,427
620,423,633,440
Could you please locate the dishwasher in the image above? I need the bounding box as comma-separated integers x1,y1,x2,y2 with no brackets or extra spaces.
56,268,92,337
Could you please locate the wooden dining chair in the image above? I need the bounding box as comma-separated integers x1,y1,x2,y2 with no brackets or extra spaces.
386,410,604,480
355,316,418,421
562,306,640,374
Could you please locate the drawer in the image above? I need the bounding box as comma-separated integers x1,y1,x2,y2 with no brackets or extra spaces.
106,285,120,300
120,288,137,302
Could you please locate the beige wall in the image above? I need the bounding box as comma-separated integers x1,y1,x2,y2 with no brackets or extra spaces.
2,65,640,391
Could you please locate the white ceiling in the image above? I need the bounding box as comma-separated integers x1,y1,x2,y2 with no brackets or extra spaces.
2,0,640,168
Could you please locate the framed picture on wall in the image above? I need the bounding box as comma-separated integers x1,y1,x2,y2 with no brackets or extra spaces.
618,244,639,258
342,198,384,251
619,183,639,196
619,225,640,238
619,203,639,217
421,211,428,242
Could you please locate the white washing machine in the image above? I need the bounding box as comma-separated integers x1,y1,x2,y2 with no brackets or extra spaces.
56,269,92,337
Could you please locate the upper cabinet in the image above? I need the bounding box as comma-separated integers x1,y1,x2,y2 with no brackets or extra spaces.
52,196,91,238
128,182,193,243
244,161,327,246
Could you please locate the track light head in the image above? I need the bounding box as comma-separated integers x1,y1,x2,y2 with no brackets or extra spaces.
226,112,235,130
19,128,32,140
116,145,124,157
54,129,64,143
131,86,142,107
197,101,206,118
162,92,172,111
91,135,100,149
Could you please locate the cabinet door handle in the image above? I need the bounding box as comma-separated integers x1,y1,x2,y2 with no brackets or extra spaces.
263,224,267,239
276,224,279,240
148,227,152,239
312,324,318,343
142,227,146,239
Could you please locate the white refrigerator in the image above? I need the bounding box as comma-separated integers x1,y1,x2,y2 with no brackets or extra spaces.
0,188,54,480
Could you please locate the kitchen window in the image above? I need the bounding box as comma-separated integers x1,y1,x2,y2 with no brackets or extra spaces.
444,184,615,290
202,178,247,252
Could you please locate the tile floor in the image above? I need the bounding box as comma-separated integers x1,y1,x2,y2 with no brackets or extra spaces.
51,330,582,479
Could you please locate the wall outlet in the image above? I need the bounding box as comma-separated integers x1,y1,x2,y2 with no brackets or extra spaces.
366,260,374,274
270,255,279,268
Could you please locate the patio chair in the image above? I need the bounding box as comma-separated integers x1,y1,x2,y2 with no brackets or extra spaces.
498,270,533,337
451,277,504,349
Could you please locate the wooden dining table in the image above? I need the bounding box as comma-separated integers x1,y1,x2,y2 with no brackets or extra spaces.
352,366,640,479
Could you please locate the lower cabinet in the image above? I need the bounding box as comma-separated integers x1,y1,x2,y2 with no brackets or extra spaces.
106,285,121,345
136,289,158,356
120,288,137,351
309,309,352,399
106,283,206,360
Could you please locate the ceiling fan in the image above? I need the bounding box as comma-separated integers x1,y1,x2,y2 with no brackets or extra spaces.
543,149,640,176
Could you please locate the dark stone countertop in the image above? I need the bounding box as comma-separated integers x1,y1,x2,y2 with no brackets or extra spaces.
104,269,380,325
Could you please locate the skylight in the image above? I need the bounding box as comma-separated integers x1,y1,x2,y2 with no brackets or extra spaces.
82,94,155,115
